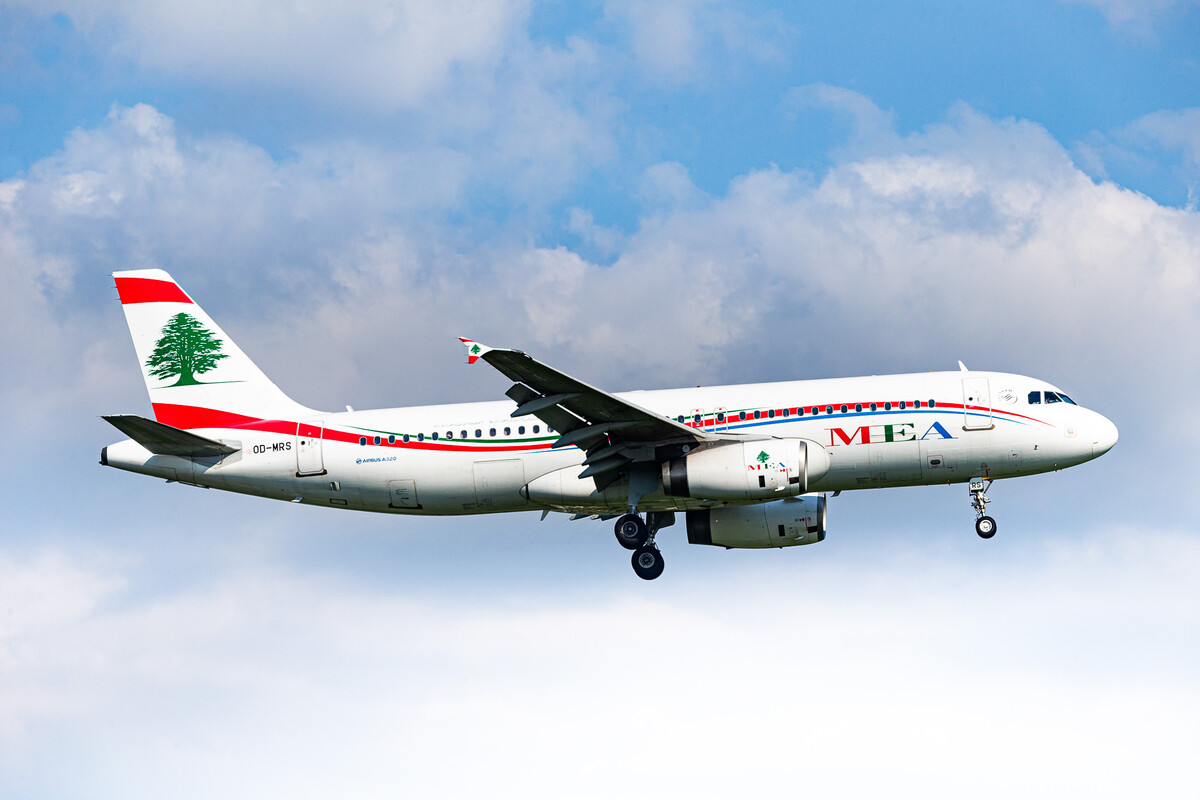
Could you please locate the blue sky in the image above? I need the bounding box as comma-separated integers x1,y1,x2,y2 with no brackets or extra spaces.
2,2,1199,798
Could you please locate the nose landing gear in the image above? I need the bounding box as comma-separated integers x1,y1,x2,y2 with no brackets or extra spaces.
613,511,674,579
970,477,997,539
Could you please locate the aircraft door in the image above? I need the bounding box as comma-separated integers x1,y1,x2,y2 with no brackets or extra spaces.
961,377,993,430
296,419,325,476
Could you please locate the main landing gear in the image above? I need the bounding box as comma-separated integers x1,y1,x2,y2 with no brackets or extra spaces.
613,511,672,580
969,477,997,539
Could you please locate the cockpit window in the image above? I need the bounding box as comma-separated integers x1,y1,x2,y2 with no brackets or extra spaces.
1045,391,1062,404
1058,393,1076,405
1028,391,1041,404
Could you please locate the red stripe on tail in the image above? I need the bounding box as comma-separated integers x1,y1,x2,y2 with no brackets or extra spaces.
116,278,193,305
152,403,275,430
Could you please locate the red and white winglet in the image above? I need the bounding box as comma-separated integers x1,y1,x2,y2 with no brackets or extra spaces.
458,337,493,365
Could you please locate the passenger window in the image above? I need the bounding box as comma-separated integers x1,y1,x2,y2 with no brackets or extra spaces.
871,403,878,411
475,429,482,438
359,437,366,446
754,410,761,419
1028,391,1041,404
374,436,381,445
446,431,453,439
519,426,526,434
716,412,726,422
840,405,848,413
402,434,410,443
782,408,790,417
812,407,819,415
739,412,746,421
899,401,905,410
489,428,497,437
504,427,511,436
928,399,935,408
825,406,832,414
797,407,804,417
417,433,424,442
533,425,540,434
768,409,775,418
432,432,439,440
855,404,862,413
914,400,921,408
388,435,395,444
461,430,468,439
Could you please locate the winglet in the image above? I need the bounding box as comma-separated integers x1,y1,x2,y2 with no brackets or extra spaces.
459,337,492,365
958,360,969,372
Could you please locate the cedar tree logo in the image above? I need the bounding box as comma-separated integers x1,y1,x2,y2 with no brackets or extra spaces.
756,450,770,464
145,312,230,386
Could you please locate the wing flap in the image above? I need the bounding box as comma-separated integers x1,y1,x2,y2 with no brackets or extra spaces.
471,344,715,446
102,414,240,458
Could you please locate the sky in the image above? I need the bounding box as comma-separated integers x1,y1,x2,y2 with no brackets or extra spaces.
2,1,1199,797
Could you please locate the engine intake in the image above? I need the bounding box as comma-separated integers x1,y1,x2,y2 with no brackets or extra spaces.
686,494,827,549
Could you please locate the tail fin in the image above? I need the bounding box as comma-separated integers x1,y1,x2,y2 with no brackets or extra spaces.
114,269,313,429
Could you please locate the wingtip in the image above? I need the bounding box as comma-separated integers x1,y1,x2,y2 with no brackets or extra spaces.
459,337,491,365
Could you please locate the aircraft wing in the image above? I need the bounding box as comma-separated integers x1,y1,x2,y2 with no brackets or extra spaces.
102,414,240,458
460,338,718,489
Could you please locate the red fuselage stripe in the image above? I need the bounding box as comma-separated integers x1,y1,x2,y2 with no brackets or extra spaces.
116,278,194,305
150,404,555,452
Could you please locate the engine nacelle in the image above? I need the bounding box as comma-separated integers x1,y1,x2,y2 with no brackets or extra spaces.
685,494,827,549
661,439,828,501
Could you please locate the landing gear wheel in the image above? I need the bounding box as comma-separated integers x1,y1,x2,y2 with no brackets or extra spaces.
976,515,997,539
614,513,648,550
631,545,665,580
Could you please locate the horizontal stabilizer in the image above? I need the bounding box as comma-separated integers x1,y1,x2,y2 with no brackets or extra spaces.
102,414,240,458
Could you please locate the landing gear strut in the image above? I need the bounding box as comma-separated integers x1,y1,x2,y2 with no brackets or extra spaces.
614,511,674,579
970,477,997,539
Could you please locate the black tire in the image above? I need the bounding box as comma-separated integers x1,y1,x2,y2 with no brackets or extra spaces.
976,515,997,539
631,545,665,580
614,513,648,550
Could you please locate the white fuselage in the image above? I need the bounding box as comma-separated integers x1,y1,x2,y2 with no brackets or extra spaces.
103,369,1118,516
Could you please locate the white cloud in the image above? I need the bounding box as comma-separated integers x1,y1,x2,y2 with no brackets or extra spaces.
1,529,1196,798
31,0,528,110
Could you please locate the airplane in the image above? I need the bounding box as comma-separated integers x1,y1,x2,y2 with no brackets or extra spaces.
100,269,1118,580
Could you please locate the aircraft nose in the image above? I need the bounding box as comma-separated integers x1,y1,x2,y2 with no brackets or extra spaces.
1091,413,1118,458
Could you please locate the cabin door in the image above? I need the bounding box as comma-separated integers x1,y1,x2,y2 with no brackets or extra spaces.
961,378,993,431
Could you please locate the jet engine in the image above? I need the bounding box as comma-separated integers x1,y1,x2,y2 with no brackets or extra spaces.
685,493,827,549
661,439,828,501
